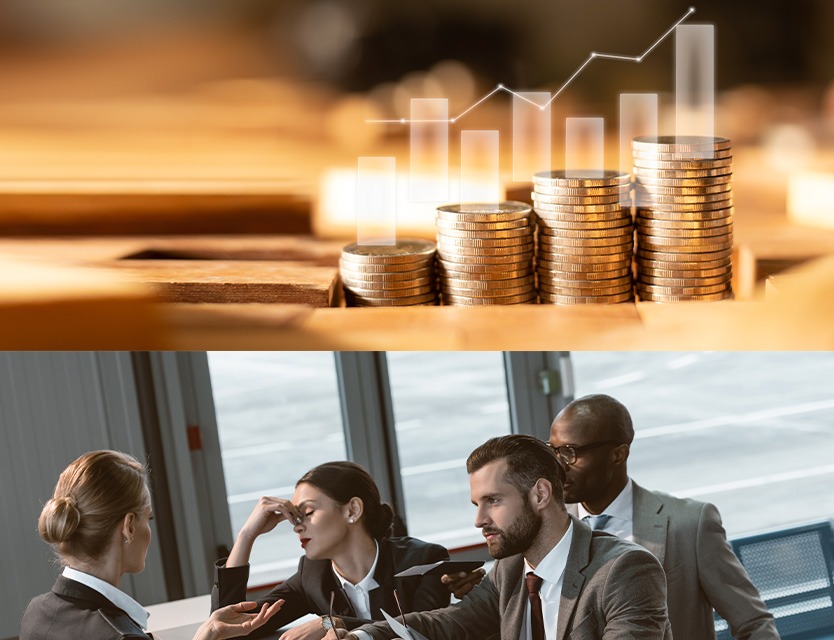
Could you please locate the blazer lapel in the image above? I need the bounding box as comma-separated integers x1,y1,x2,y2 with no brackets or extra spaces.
557,517,589,640
502,559,526,640
369,539,395,618
631,481,668,566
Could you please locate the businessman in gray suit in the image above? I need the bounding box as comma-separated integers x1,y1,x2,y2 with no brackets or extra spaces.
550,394,779,640
329,434,671,640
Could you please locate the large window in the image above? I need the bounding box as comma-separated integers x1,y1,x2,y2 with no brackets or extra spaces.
207,352,345,584
387,352,512,547
570,352,834,536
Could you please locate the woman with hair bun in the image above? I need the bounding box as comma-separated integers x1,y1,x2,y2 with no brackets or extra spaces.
21,450,282,640
213,461,451,640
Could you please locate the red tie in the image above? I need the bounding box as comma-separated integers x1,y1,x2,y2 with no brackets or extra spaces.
526,572,545,640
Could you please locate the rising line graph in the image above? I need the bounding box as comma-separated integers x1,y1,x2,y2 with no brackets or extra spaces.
367,6,696,124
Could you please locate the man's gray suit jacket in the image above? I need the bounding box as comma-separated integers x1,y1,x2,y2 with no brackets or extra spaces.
356,515,671,640
568,481,779,640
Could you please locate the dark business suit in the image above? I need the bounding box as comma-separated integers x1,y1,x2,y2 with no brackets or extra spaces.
356,517,671,640
212,536,450,635
568,481,778,640
20,576,151,640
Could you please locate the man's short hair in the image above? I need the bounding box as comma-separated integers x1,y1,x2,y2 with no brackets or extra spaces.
563,394,634,444
466,434,565,505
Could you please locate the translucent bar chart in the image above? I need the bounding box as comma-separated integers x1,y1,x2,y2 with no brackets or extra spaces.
460,130,500,207
410,99,449,201
513,92,551,182
620,93,658,205
357,156,396,245
566,117,604,178
676,24,715,156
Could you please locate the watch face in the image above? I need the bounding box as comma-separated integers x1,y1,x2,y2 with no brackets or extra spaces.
321,616,334,631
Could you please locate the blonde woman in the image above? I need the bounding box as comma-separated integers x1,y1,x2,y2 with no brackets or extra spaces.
20,450,283,640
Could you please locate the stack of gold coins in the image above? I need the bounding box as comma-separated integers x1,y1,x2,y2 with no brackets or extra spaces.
532,170,634,304
435,202,536,305
632,136,734,302
339,240,438,306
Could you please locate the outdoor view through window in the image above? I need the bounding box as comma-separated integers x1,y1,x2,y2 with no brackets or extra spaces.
208,351,834,585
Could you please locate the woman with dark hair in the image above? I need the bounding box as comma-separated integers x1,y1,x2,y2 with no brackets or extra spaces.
21,450,282,640
212,461,451,640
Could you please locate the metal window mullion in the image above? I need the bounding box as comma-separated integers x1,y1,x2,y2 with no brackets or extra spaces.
335,352,407,531
504,352,574,442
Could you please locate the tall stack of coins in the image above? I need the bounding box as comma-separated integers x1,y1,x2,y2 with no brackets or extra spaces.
340,240,438,306
435,203,536,305
632,136,734,302
532,171,634,304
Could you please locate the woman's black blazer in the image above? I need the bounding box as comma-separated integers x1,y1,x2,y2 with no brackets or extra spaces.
211,536,451,635
21,576,151,640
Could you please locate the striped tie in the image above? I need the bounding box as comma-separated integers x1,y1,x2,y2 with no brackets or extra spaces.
583,514,612,531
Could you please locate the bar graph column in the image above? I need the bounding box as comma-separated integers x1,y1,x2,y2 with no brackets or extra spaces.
357,156,396,245
410,99,449,201
620,93,658,205
512,92,551,182
460,130,500,207
566,117,604,177
676,24,715,157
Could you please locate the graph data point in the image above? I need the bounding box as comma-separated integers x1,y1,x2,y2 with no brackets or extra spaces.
450,118,456,123
400,118,405,124
590,52,597,58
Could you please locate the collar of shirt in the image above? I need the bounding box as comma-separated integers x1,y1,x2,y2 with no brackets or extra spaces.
332,539,380,593
523,519,574,594
63,566,149,629
576,477,634,526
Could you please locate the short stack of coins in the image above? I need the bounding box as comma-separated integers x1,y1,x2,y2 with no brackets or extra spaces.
532,170,634,304
339,240,438,306
632,135,734,302
435,202,537,305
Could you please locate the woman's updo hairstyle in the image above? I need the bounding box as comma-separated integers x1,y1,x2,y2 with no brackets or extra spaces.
297,461,394,540
38,450,149,561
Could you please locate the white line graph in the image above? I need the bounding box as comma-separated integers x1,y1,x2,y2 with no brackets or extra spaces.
367,6,696,124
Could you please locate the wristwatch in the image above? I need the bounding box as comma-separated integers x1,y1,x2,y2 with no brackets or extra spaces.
321,616,334,631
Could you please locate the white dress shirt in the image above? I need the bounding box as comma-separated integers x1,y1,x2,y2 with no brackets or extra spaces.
521,520,574,640
576,478,634,541
63,566,150,629
333,541,380,619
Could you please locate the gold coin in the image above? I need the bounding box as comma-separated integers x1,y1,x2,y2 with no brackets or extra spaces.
637,263,731,278
538,248,633,261
341,274,436,290
633,183,732,197
436,201,532,220
637,290,733,302
638,273,732,287
537,234,632,249
636,199,734,214
533,170,630,186
537,255,632,270
533,200,625,215
538,242,633,256
638,230,732,245
442,291,538,305
535,210,633,224
438,242,534,257
636,215,732,229
633,175,732,188
539,291,634,305
636,282,731,296
341,240,436,264
639,241,733,256
636,247,732,262
339,261,435,277
537,264,632,279
636,225,732,239
532,193,624,205
442,281,535,297
540,274,634,288
436,234,533,248
345,291,438,306
537,216,633,231
632,157,733,170
436,225,532,239
539,281,633,296
532,184,631,197
339,258,435,274
343,282,437,299
439,252,533,265
633,166,733,179
636,207,733,221
632,148,732,162
634,190,734,205
435,216,531,231
538,224,633,239
632,135,732,152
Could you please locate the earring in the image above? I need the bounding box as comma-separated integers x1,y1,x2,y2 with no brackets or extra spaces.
348,518,354,524
124,538,130,545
